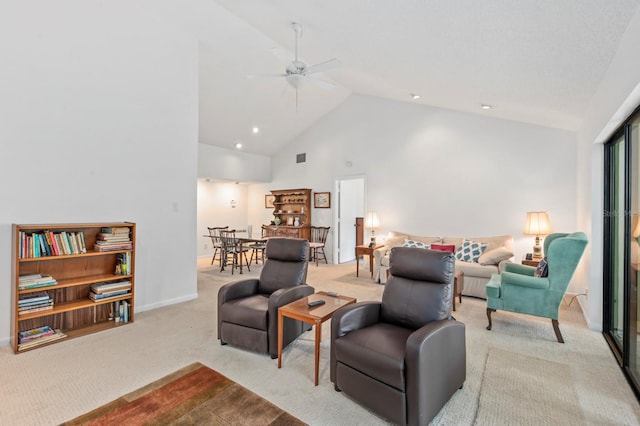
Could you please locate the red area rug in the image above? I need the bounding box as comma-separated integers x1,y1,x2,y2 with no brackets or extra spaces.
62,362,306,425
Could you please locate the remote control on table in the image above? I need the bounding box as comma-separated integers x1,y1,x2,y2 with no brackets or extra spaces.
327,291,339,297
307,300,326,307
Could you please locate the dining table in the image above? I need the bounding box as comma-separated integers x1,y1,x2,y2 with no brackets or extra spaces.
235,236,268,274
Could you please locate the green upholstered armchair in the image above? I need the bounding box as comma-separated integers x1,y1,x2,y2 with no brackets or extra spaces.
485,232,588,343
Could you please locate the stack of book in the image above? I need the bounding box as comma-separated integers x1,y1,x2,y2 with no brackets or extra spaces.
89,280,132,302
19,230,87,258
18,274,57,290
17,325,67,351
18,291,53,315
93,227,132,252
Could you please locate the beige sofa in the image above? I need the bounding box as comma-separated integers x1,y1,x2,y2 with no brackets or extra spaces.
373,232,514,299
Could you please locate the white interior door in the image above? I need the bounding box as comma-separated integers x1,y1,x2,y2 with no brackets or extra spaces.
336,177,365,263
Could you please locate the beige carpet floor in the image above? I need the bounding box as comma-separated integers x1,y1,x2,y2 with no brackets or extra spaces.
476,347,585,425
0,259,639,425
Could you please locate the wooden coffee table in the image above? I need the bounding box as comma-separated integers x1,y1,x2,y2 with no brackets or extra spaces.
277,291,357,386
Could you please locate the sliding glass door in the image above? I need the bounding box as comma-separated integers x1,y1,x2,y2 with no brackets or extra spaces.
604,133,626,352
603,106,640,396
629,114,640,387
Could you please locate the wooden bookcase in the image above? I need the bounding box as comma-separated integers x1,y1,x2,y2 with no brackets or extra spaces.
11,222,135,353
270,188,312,240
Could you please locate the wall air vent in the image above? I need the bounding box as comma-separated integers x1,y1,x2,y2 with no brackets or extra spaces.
296,153,306,163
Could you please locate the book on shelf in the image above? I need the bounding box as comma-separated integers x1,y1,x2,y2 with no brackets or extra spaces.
97,232,131,240
18,297,53,307
18,274,57,290
89,289,130,301
18,325,55,343
101,226,130,234
61,232,72,254
91,280,132,294
116,252,131,275
17,329,66,351
78,232,86,253
93,242,133,252
18,291,53,314
18,231,87,258
18,305,53,315
117,300,130,323
18,291,52,304
44,231,57,256
19,302,53,311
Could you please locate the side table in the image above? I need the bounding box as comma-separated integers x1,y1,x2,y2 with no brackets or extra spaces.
277,291,357,386
522,257,542,267
355,244,383,278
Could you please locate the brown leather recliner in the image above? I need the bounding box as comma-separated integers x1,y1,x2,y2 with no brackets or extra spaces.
218,238,314,358
330,247,466,425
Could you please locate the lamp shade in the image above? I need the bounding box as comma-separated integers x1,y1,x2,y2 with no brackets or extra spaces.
523,211,552,236
365,212,380,229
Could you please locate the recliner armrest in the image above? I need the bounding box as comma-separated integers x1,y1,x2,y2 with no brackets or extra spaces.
504,262,536,276
269,284,315,310
501,271,549,289
406,319,466,423
331,301,382,338
218,279,259,304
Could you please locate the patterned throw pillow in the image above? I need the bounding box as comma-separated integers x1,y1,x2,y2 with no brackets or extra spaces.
402,239,431,249
535,257,549,277
454,239,487,263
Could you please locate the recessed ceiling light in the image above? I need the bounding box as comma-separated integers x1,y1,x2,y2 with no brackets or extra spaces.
481,104,492,110
252,126,259,134
411,93,420,100
234,142,243,149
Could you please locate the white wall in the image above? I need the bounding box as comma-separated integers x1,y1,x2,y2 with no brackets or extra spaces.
0,2,199,345
577,7,640,330
247,94,579,286
198,144,271,182
196,181,249,258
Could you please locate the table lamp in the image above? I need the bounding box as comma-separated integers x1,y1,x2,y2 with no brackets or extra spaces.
365,212,380,248
524,211,552,258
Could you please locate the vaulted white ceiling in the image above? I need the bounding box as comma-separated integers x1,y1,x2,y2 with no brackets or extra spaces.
139,0,640,156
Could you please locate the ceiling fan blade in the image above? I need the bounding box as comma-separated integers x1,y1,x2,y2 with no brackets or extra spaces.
307,76,336,90
303,58,340,75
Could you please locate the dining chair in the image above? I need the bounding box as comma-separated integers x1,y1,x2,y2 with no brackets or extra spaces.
207,226,228,266
219,229,251,274
249,226,269,265
309,226,330,266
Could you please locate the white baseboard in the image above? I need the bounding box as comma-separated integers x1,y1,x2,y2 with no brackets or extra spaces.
136,293,199,313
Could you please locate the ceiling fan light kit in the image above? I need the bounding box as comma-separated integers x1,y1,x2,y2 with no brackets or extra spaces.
263,21,341,108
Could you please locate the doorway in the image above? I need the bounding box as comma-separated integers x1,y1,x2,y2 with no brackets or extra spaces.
334,176,365,263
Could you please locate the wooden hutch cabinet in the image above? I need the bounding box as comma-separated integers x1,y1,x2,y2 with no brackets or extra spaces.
267,188,312,240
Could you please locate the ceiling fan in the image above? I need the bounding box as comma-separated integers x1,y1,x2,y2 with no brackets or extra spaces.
271,22,340,107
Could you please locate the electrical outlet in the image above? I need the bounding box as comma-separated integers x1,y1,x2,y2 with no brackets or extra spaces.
585,288,589,298
204,243,208,250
